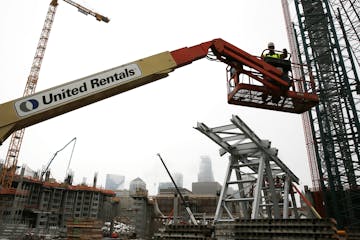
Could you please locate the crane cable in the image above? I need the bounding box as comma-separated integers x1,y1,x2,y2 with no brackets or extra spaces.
65,137,77,174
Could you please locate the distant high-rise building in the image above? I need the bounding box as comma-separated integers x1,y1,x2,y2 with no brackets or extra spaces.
197,155,215,182
158,172,183,194
105,174,125,190
158,182,175,193
129,177,146,194
192,182,221,195
173,172,183,187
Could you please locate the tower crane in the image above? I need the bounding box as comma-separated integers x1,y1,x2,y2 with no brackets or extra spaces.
0,0,109,191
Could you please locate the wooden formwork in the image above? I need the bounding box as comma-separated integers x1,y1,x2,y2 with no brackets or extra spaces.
66,218,102,240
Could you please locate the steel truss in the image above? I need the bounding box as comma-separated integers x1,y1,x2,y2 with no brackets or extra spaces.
195,115,304,222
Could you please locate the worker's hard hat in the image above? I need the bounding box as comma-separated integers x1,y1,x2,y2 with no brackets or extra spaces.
268,42,275,48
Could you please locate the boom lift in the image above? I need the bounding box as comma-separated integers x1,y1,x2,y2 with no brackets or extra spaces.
0,39,319,148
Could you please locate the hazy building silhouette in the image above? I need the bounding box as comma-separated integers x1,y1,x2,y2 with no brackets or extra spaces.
105,174,125,190
173,172,183,187
129,177,146,194
158,172,183,194
192,182,221,195
158,182,175,193
198,155,215,182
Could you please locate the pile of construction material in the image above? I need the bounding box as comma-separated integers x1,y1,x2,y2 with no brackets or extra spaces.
215,218,340,240
66,218,102,240
101,221,136,238
114,221,135,234
153,224,214,240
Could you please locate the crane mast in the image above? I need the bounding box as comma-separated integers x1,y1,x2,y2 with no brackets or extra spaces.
0,0,58,189
0,0,109,190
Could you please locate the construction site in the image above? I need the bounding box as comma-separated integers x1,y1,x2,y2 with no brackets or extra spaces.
0,0,359,239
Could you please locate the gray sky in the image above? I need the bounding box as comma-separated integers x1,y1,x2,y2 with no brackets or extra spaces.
0,0,310,194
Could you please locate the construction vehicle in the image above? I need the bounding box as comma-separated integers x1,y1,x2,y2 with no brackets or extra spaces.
0,38,319,150
157,153,198,225
0,0,108,191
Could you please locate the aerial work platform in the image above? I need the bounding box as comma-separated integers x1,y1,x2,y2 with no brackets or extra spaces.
227,83,318,114
200,40,319,114
226,61,318,114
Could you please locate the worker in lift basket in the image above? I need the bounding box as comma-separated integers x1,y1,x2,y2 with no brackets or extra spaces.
261,42,291,103
261,42,288,60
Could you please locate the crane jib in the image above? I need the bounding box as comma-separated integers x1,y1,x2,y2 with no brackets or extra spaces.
14,63,141,117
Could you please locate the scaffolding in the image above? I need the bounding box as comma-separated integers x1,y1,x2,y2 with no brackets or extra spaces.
328,0,360,70
288,0,360,229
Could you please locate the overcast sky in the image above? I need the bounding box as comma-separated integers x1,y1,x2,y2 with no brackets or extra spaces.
0,0,310,195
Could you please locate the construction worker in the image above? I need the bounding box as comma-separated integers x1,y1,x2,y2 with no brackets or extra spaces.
261,42,288,60
229,61,243,80
261,42,291,103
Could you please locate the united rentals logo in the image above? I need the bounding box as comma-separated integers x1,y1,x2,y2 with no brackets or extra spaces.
15,63,142,117
19,99,39,112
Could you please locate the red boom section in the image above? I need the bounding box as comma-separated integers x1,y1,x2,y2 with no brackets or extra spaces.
170,39,319,114
170,40,213,67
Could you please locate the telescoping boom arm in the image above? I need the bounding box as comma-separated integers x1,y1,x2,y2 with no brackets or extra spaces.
0,39,319,145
